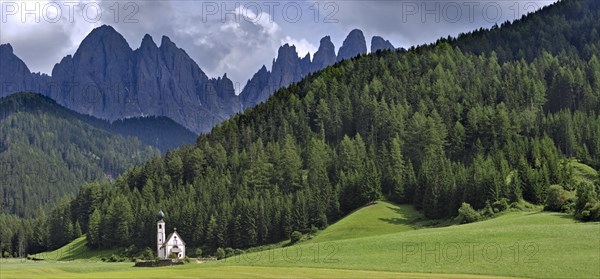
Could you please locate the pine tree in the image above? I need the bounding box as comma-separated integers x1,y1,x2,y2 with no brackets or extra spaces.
73,221,82,238
205,214,219,251
385,137,405,202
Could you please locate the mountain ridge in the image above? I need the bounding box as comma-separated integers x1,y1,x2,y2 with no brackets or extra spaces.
1,27,395,131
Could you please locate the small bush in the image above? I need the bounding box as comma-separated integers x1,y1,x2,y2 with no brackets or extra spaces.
182,256,191,263
545,185,572,212
509,200,535,211
509,202,523,210
290,231,303,243
578,201,600,221
481,201,495,217
225,247,235,257
310,225,318,234
194,248,203,258
106,254,126,262
215,248,225,259
136,247,155,260
120,245,138,258
233,249,244,255
575,182,598,214
457,203,481,224
492,198,509,213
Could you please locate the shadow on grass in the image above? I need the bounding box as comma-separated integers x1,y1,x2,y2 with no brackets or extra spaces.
377,206,417,226
379,205,459,229
377,205,453,228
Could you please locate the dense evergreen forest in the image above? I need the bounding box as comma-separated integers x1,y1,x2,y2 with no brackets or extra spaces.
0,93,161,218
107,117,197,153
2,0,599,257
0,93,196,154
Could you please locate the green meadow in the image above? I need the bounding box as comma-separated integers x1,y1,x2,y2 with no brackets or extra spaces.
220,202,600,278
2,201,598,278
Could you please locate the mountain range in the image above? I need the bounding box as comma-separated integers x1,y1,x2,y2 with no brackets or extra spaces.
0,27,394,133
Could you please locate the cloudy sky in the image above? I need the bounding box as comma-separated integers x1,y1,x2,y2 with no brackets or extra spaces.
1,0,556,91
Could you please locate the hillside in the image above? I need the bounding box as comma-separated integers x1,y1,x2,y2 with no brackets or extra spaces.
452,0,600,64
0,92,196,153
311,201,423,243
224,202,600,279
46,0,600,257
107,117,197,153
30,236,115,261
0,93,161,218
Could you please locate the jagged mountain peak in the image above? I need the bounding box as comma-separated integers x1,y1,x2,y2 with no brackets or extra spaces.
277,44,299,57
371,36,395,52
0,43,13,54
81,24,131,49
140,34,158,50
337,29,367,62
160,35,176,49
312,35,337,72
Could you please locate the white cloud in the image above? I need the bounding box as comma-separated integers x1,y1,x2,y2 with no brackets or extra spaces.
281,36,317,59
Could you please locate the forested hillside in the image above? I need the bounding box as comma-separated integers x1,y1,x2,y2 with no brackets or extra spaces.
107,117,197,153
452,0,600,64
0,93,160,218
5,0,599,257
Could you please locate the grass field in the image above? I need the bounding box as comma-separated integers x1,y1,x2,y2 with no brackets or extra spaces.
0,259,520,279
30,236,116,261
220,202,600,278
2,201,599,278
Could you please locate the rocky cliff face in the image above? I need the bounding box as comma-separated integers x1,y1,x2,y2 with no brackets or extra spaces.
241,44,308,108
48,25,135,118
240,65,271,109
337,29,367,62
43,25,239,133
0,44,50,97
241,29,382,109
311,36,337,73
371,36,395,52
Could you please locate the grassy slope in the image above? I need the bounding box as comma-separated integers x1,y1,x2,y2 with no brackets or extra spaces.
311,202,423,243
222,202,600,279
30,237,116,261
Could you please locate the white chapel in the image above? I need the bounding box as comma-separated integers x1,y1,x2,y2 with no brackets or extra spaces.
157,210,186,259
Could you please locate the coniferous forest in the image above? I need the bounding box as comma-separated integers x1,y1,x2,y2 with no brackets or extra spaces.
1,0,599,257
0,93,161,217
